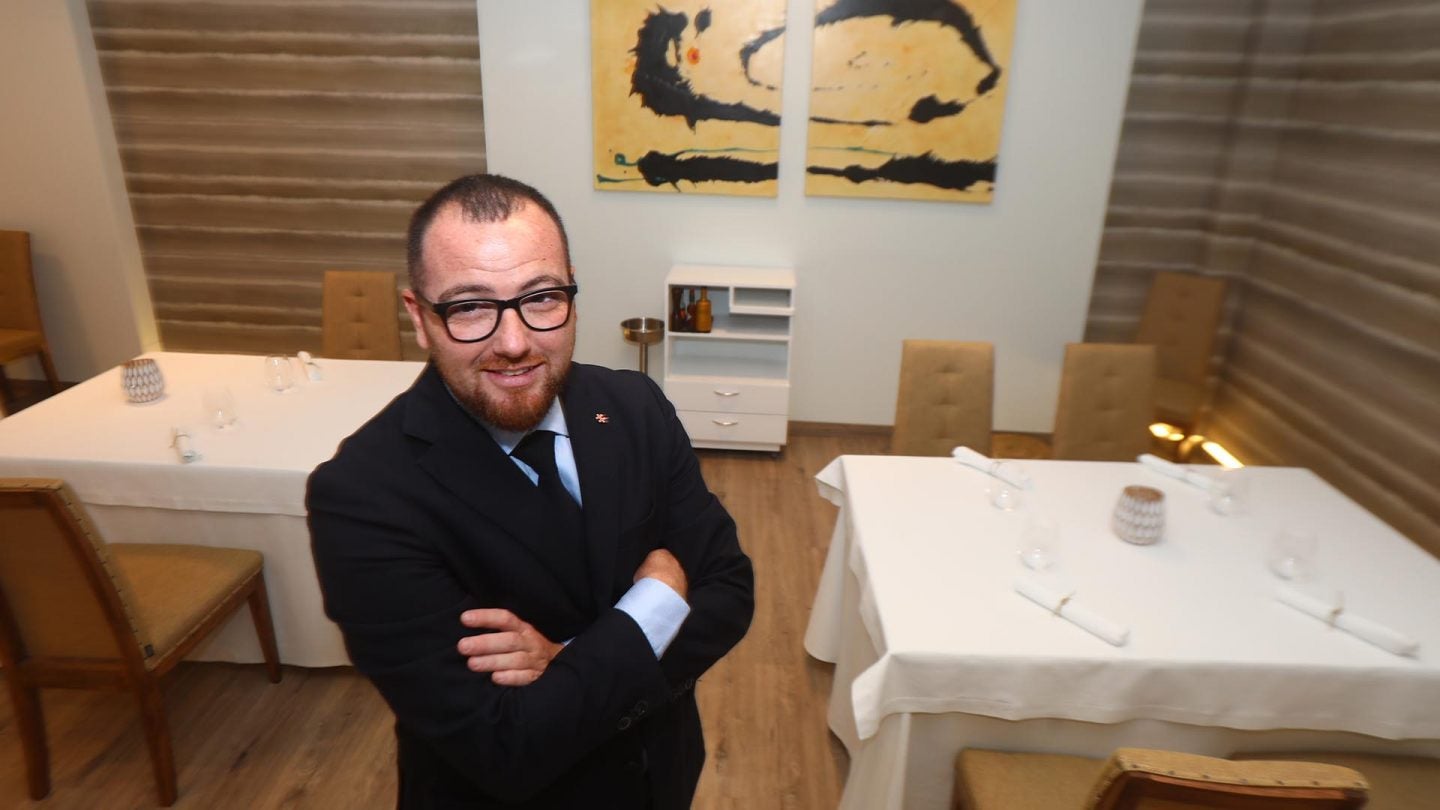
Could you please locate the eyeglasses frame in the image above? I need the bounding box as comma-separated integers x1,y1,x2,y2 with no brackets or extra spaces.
416,284,579,343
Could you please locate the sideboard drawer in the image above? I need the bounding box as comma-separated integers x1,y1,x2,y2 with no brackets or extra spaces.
666,379,789,415
676,410,787,445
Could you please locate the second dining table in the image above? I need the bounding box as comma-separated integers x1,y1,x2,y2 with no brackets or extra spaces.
0,351,425,666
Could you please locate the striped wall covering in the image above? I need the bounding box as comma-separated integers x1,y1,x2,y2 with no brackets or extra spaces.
1086,0,1440,554
86,0,485,360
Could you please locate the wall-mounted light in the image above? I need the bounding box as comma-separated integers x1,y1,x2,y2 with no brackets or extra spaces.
1201,440,1243,469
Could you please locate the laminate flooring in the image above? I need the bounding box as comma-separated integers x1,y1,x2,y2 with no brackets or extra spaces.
0,428,888,809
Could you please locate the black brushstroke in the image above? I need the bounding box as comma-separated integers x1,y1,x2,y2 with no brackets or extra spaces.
811,115,892,127
909,94,964,123
807,152,994,192
630,9,780,129
815,0,1002,96
739,24,786,90
695,7,712,32
637,150,778,189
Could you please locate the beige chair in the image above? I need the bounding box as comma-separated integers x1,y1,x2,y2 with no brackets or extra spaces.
0,231,62,410
321,269,402,360
955,747,1369,810
1134,271,1227,430
0,478,282,806
891,340,994,456
1232,751,1440,810
1051,343,1156,461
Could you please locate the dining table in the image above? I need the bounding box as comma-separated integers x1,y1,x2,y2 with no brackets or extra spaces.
804,454,1440,810
0,351,425,667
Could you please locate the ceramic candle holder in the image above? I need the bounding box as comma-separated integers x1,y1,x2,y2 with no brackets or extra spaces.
1113,485,1165,545
121,358,165,404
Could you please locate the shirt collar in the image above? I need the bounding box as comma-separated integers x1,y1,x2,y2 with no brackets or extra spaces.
481,398,569,457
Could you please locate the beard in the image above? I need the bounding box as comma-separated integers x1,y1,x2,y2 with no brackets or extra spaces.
448,355,572,432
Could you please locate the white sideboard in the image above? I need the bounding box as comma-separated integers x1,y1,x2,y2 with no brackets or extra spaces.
663,265,795,453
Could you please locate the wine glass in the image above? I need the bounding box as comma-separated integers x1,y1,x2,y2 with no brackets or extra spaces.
202,385,238,429
1208,467,1250,516
985,461,1025,511
263,355,295,393
1017,512,1059,570
1268,527,1318,581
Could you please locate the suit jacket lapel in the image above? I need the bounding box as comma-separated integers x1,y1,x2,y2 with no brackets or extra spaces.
562,368,624,604
403,365,588,616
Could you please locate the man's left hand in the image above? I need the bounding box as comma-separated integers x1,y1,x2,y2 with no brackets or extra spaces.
458,608,563,686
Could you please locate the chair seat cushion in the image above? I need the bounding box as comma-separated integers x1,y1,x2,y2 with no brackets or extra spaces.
109,544,262,664
1231,751,1439,810
955,749,1105,810
0,327,44,362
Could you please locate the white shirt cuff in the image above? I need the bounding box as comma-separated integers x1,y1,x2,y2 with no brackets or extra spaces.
615,577,691,657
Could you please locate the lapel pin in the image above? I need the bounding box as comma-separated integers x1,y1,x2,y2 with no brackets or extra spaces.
594,412,609,424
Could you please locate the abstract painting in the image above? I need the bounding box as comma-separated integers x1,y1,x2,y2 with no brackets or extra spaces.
804,0,1018,202
592,0,788,197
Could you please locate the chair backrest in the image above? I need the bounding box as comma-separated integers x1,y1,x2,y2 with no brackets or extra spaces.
0,230,45,333
1088,748,1369,810
1134,271,1227,385
891,340,994,456
1052,343,1156,461
0,479,150,668
321,270,402,360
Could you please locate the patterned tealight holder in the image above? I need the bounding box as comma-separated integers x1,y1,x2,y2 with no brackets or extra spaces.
121,358,165,404
1112,485,1165,545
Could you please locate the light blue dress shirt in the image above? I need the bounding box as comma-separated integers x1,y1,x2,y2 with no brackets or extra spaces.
482,400,690,657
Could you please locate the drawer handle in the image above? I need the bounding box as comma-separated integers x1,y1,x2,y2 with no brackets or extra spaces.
711,419,739,427
713,390,741,397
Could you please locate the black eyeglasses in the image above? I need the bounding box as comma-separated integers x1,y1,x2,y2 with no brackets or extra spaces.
418,284,578,343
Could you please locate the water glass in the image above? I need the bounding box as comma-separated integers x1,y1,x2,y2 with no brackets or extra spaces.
1269,527,1318,581
1017,513,1059,570
263,355,295,393
202,385,238,429
1208,467,1250,516
985,462,1024,511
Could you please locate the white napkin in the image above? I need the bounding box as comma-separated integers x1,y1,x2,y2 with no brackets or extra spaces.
297,350,323,381
1137,453,1214,491
1277,585,1419,657
1015,577,1129,646
171,428,200,463
953,446,1033,489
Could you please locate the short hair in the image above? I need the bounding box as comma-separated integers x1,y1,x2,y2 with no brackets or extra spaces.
405,174,572,291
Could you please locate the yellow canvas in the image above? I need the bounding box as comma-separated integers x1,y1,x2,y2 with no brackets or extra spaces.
591,0,788,197
804,0,1018,202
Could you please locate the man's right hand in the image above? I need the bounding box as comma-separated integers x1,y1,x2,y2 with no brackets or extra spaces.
635,548,688,602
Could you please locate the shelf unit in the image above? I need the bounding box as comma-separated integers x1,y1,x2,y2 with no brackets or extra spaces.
663,265,795,453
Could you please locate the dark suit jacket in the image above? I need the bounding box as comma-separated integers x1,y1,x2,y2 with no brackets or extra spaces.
307,363,754,809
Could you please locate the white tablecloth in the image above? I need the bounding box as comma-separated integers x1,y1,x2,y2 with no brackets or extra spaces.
805,455,1440,810
0,352,424,666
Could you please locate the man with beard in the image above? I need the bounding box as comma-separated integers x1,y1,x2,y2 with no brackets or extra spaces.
307,174,754,809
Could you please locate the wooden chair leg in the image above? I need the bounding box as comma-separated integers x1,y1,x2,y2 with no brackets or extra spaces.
36,348,61,395
247,576,283,684
4,677,51,799
135,678,178,806
0,365,15,413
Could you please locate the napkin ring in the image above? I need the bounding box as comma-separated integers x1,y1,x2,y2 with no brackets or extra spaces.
1052,593,1073,617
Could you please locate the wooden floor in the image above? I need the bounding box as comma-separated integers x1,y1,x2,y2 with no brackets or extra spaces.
0,428,888,809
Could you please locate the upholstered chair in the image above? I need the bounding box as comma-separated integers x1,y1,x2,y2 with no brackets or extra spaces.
891,340,994,456
955,747,1369,810
0,478,282,806
1232,751,1440,810
1134,271,1227,430
321,270,402,360
0,231,62,410
1051,343,1156,461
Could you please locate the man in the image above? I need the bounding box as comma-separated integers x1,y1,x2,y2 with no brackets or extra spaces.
307,174,754,809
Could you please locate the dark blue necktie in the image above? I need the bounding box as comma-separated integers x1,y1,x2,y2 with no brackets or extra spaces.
511,430,589,602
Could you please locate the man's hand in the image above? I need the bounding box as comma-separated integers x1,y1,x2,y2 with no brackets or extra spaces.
635,548,688,602
457,609,563,686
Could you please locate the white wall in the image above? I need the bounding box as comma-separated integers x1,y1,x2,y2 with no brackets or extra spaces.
0,0,157,382
484,0,1143,429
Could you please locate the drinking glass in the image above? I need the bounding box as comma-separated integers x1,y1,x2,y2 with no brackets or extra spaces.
985,462,1024,511
1208,467,1250,516
1268,527,1318,581
263,355,295,393
202,385,238,429
1017,513,1059,570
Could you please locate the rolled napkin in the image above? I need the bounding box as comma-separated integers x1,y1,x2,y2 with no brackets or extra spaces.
1276,585,1419,657
1137,453,1214,491
1014,577,1130,646
952,446,1033,489
297,350,323,381
171,428,200,464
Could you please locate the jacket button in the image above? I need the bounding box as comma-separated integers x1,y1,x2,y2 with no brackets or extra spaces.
617,716,632,731
634,700,648,716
